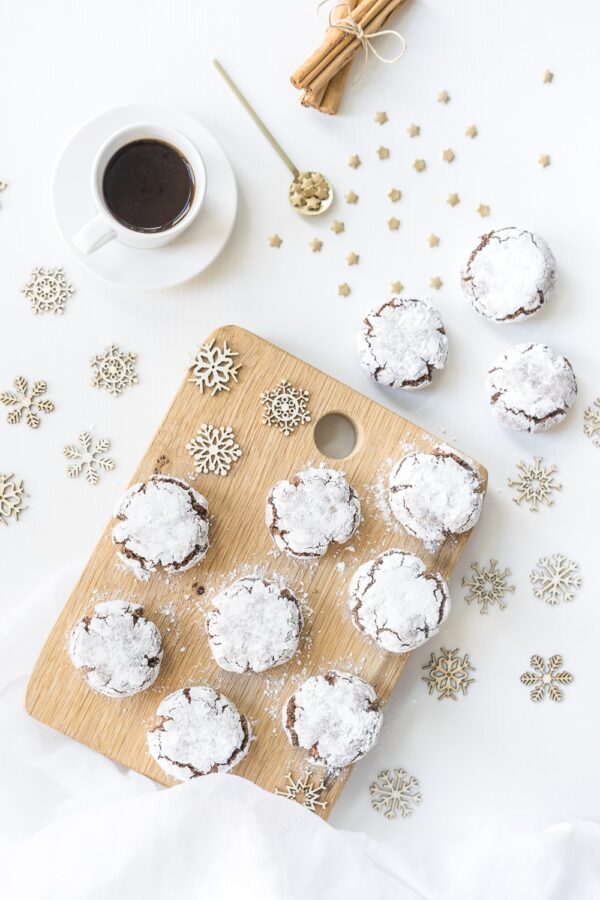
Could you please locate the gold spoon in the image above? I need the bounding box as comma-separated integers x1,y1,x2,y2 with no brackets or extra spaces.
213,59,334,217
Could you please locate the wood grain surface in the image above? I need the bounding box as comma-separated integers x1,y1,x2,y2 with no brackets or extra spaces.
26,324,487,819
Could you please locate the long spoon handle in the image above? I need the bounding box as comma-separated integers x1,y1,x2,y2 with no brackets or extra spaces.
213,59,300,179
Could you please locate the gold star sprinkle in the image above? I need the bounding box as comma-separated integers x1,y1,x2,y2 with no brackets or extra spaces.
390,281,403,294
348,154,361,169
346,252,360,266
331,220,345,235
377,146,390,160
407,124,420,137
538,154,551,167
338,283,351,297
477,203,490,217
428,234,440,247
387,217,400,231
447,192,460,207
388,188,402,202
345,190,359,204
465,124,478,139
543,69,554,83
430,276,443,290
437,90,450,104
309,238,323,252
375,111,388,125
413,159,426,172
442,148,455,163
268,234,282,248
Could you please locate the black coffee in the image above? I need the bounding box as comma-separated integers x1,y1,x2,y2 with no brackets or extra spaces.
102,139,195,233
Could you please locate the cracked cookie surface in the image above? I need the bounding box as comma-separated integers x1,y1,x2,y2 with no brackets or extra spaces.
462,227,556,322
348,550,450,652
282,671,382,768
486,343,577,432
207,576,302,673
147,686,251,780
68,600,163,698
357,298,448,390
112,474,209,580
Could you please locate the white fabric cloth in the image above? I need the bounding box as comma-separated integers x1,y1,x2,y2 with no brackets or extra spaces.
1,565,599,900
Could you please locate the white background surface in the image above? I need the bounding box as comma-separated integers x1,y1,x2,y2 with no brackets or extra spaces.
1,0,598,843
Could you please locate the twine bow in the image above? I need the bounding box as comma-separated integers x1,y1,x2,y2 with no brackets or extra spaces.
319,2,406,83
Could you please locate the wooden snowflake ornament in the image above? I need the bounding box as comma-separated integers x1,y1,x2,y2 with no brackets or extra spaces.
462,560,515,614
370,769,421,820
189,340,240,396
260,380,311,436
508,457,561,511
22,266,75,315
0,473,27,525
530,554,581,605
63,432,115,486
520,655,573,702
1,377,55,428
275,772,328,812
91,345,138,397
186,425,242,476
422,648,475,700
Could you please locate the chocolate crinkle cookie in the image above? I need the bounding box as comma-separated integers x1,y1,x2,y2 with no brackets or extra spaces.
348,549,450,653
487,342,577,432
207,576,302,673
68,600,163,698
389,448,484,549
147,686,251,781
266,467,360,560
462,227,556,322
112,474,209,581
357,298,448,389
283,671,382,769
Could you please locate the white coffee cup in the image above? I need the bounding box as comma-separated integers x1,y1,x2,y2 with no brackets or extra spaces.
73,122,207,254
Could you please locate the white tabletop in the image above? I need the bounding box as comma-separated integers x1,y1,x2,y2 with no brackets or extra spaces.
1,0,597,841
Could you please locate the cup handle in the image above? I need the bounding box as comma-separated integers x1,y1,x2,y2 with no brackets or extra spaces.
73,214,116,254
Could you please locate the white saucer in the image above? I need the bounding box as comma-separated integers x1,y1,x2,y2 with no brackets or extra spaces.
52,104,237,290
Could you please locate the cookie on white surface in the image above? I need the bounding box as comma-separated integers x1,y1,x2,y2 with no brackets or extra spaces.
68,600,163,698
389,448,484,548
266,467,360,560
348,549,450,653
486,342,577,432
112,474,209,581
282,671,382,769
462,227,556,322
357,298,448,389
207,577,302,673
147,686,251,780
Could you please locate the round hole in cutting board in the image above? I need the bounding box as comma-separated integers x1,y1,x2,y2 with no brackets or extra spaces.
313,413,357,459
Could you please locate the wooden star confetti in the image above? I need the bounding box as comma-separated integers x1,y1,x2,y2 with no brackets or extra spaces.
345,190,359,204
437,90,450,104
428,234,440,247
268,234,282,248
309,238,323,252
387,217,400,231
377,146,390,160
447,192,460,207
388,188,402,202
406,124,420,137
374,111,388,125
338,282,351,297
331,220,345,235
543,69,554,83
477,203,490,217
465,124,478,138
348,154,361,169
430,276,443,290
538,153,551,167
442,148,455,162
413,159,426,172
346,252,359,266
390,281,403,294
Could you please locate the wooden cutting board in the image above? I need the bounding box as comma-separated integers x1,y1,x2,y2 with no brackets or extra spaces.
26,324,487,819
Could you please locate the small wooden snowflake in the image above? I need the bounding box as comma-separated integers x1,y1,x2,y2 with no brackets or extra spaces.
275,772,328,812
530,554,581,605
462,560,515,614
508,457,561,511
22,266,75,315
584,397,600,446
91,345,138,397
370,769,421,820
260,379,310,436
189,339,240,396
1,376,55,428
63,432,115,486
520,654,573,702
422,648,475,700
0,473,27,525
186,425,242,476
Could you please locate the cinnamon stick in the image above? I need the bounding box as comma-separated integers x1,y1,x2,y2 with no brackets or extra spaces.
301,0,357,114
